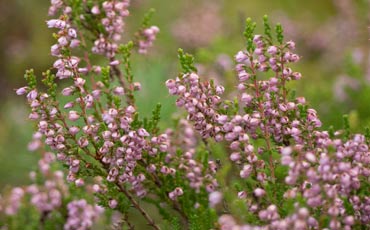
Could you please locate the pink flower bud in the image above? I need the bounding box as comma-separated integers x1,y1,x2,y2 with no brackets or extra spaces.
74,78,86,87
238,191,247,199
344,216,354,226
113,86,125,95
91,5,100,14
70,39,80,48
62,87,74,96
160,166,169,174
254,188,265,197
68,111,80,121
217,115,228,124
75,178,85,187
138,128,149,137
46,19,66,29
254,48,263,55
63,6,72,14
237,83,246,91
51,44,60,56
27,90,38,101
133,82,141,91
240,164,252,178
64,102,74,109
235,51,248,62
108,199,118,209
110,60,120,66
56,69,73,79
58,36,68,46
241,93,252,104
209,191,223,207
281,146,293,156
287,41,295,50
126,105,136,114
230,152,241,161
267,46,278,55
68,28,77,38
238,70,250,82
16,87,29,95
305,152,316,163
78,137,89,148
253,35,262,43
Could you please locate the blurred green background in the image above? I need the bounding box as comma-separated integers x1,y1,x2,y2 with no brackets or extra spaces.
0,0,369,188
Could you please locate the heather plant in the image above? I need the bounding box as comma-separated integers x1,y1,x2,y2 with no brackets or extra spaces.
1,1,370,230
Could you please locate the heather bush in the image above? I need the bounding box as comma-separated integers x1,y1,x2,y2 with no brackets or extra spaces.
1,0,369,229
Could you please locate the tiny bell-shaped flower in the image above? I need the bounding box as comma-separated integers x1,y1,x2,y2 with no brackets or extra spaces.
254,188,266,198
108,199,118,209
68,111,80,121
16,87,29,95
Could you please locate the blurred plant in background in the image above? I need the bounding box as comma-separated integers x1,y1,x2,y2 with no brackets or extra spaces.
171,1,223,50
271,0,370,131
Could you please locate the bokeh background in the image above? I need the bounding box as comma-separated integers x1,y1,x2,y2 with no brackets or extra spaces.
0,0,369,189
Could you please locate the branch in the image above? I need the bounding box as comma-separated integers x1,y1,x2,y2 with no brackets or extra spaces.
116,184,161,230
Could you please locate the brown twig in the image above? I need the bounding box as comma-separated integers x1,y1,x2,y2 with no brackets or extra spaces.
116,184,161,230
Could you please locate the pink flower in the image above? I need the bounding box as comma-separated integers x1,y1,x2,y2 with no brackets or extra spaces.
209,191,223,207
16,87,29,95
108,199,118,209
254,188,265,197
91,5,100,15
68,111,80,121
46,19,66,29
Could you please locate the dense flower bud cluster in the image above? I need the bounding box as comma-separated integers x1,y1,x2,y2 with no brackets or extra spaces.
0,151,103,229
167,24,370,228
3,1,369,229
1,187,24,216
165,119,218,193
138,26,160,54
64,199,103,230
91,1,130,58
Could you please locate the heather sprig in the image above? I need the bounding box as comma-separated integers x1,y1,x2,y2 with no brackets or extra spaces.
167,17,370,229
3,1,370,230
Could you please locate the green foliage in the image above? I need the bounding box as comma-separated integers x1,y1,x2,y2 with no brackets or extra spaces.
178,49,197,74
24,69,37,89
42,70,57,100
297,104,308,120
365,127,370,143
118,42,134,83
42,211,66,230
4,1,370,229
263,15,272,44
130,112,143,129
10,205,39,230
141,8,156,28
101,66,111,88
243,18,257,51
343,114,350,139
143,103,162,134
169,217,181,230
275,23,284,44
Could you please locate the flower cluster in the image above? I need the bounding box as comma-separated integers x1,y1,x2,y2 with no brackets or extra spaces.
166,17,370,229
2,1,370,230
138,26,160,54
0,150,103,229
171,2,223,49
91,1,130,58
64,199,104,230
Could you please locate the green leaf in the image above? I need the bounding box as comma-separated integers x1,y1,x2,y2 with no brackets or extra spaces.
275,23,284,44
263,15,273,43
178,49,197,74
243,18,257,51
